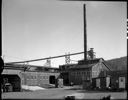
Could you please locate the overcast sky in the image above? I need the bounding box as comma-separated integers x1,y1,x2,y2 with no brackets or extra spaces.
2,0,127,67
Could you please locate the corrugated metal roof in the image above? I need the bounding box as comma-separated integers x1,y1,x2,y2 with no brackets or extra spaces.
69,63,97,69
4,63,59,69
106,70,127,75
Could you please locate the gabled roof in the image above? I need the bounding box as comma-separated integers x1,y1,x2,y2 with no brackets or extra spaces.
78,58,104,64
106,70,127,76
102,62,111,71
66,58,111,71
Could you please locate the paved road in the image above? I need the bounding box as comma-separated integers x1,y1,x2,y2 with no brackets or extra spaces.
2,86,127,99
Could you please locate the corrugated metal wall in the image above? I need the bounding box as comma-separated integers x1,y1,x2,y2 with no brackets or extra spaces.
21,71,59,86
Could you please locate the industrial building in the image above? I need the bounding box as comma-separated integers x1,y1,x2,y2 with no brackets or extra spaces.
1,63,60,92
60,59,127,90
1,3,127,93
60,4,127,91
59,52,110,86
59,55,127,90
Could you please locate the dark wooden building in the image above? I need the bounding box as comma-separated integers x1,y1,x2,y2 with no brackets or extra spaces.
106,70,127,90
59,58,111,89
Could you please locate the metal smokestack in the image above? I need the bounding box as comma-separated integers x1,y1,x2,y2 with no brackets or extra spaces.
83,4,87,61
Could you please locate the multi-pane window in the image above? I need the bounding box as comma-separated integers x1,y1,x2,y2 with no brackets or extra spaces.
75,72,77,76
71,72,74,76
72,72,74,76
27,75,30,79
43,76,45,79
78,72,80,75
81,71,83,75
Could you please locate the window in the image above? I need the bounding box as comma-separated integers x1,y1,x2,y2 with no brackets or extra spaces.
75,72,76,76
31,76,33,79
87,77,89,80
46,76,48,79
87,71,88,75
27,75,30,79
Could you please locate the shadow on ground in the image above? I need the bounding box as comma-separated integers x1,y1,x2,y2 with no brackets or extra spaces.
64,86,126,93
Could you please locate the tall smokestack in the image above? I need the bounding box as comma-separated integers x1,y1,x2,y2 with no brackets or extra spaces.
83,4,87,61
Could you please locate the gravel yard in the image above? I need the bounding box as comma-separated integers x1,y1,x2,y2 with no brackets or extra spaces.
2,86,127,99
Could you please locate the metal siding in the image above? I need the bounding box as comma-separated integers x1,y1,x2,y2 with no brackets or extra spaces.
21,71,59,86
100,77,106,89
92,63,100,78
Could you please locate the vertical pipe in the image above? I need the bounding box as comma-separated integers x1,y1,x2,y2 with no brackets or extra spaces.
84,4,87,61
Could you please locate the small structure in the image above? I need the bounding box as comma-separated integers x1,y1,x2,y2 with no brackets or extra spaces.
90,69,127,91
106,70,127,90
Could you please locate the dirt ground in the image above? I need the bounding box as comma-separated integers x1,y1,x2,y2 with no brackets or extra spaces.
2,86,127,99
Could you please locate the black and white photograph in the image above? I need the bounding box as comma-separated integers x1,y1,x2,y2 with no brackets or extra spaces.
1,0,127,99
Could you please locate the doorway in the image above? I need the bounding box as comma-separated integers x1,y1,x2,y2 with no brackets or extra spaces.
2,74,21,92
49,75,55,84
119,77,125,89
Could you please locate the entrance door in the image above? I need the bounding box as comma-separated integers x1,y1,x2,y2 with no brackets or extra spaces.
82,80,90,90
106,77,110,88
49,76,55,84
119,77,125,89
96,78,100,88
2,74,21,92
